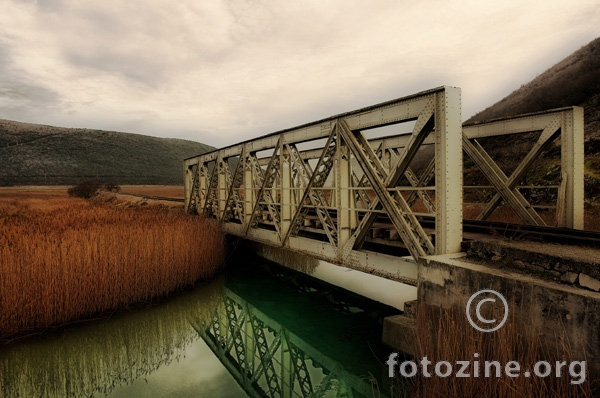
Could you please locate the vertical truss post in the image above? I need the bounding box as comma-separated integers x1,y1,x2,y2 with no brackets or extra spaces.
434,87,463,255
184,163,193,212
244,151,255,228
331,165,337,208
560,107,584,229
281,145,293,238
199,162,209,211
218,156,228,220
272,151,279,213
337,140,353,250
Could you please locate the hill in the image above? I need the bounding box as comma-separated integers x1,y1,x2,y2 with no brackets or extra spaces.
466,37,600,143
0,120,215,186
465,37,600,201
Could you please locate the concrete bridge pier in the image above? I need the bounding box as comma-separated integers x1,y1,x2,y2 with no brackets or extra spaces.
384,239,600,382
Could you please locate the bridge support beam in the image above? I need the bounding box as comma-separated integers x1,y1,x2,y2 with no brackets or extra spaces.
434,88,463,254
281,145,293,238
336,141,353,248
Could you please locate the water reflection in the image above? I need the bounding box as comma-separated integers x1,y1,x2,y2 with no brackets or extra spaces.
0,276,229,398
0,259,398,398
193,262,398,398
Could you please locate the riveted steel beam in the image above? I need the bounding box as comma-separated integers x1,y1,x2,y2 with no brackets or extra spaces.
286,143,338,247
284,125,338,245
463,107,583,229
338,119,435,261
187,87,464,265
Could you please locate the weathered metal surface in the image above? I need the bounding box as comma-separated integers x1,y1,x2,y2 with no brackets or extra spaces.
185,87,463,268
463,107,584,229
185,87,584,270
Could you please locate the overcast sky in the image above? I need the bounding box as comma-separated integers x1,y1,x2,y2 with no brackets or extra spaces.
0,0,599,148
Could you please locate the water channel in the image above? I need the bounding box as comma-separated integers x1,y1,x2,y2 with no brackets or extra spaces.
0,254,403,397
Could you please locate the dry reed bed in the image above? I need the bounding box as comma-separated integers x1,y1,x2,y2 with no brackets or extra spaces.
0,274,225,397
0,192,224,340
405,304,594,398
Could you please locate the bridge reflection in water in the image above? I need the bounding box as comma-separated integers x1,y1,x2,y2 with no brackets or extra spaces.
191,262,399,398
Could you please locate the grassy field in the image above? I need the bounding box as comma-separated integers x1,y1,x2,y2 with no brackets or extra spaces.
0,187,224,341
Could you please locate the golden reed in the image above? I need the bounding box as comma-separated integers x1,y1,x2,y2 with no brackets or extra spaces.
400,303,594,397
0,190,224,340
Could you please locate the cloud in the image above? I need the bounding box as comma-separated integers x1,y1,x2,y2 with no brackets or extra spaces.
0,39,64,121
0,0,599,147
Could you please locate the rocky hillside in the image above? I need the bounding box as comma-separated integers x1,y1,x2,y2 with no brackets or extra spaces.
0,119,215,186
466,37,600,200
467,37,600,141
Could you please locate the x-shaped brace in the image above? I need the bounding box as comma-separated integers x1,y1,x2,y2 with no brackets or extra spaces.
338,105,435,261
464,117,561,225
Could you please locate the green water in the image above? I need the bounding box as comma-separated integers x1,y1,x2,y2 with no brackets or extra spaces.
0,258,398,397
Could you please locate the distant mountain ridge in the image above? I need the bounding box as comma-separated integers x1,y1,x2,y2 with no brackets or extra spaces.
466,37,600,145
0,119,215,186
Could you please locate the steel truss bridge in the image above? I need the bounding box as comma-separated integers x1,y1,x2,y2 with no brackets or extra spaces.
184,86,584,283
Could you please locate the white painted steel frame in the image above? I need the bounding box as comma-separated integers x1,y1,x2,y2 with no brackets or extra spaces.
185,87,463,272
462,107,584,229
185,90,584,278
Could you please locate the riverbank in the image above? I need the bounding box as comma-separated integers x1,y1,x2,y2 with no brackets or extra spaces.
0,187,224,341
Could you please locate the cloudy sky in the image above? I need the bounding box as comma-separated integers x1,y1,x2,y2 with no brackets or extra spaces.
1,0,599,147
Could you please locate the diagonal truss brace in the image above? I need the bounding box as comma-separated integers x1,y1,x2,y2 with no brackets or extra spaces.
469,117,562,224
246,139,283,237
289,345,313,396
284,125,338,245
249,317,282,396
222,150,245,223
286,143,338,247
187,162,202,214
224,298,249,373
351,169,371,208
203,161,219,217
389,147,436,213
350,142,383,209
338,112,435,261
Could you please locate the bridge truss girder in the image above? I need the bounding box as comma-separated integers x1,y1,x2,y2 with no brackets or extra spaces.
184,87,584,272
185,87,463,271
462,107,584,229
